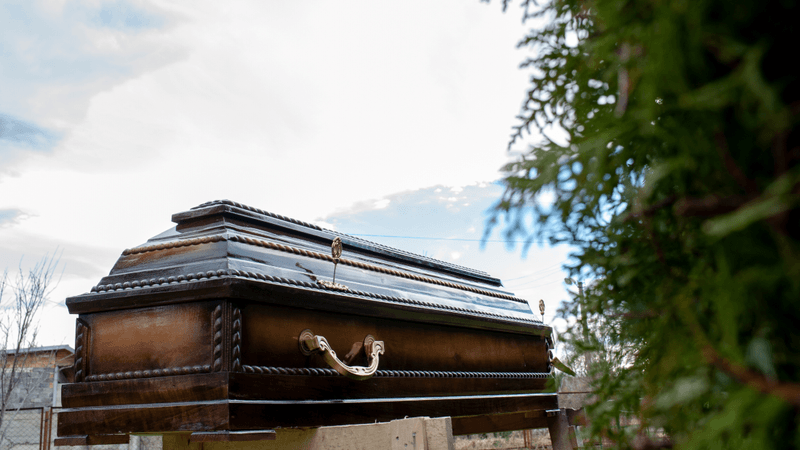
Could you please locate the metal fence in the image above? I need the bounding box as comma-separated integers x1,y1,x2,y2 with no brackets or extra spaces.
2,410,161,450
49,412,162,450
0,408,45,450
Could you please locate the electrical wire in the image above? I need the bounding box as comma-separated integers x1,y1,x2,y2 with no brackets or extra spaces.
503,263,566,281
347,233,570,286
506,268,566,289
348,233,531,243
513,277,571,290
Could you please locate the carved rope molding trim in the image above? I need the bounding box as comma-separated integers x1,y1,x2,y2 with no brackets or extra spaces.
91,269,230,291
85,365,212,382
90,269,541,325
74,321,88,383
212,305,223,372
82,366,550,382
241,366,552,379
231,308,242,372
122,235,227,256
119,234,526,305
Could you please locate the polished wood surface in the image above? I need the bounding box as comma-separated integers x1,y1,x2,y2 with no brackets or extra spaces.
228,373,549,401
241,303,549,373
61,373,228,408
61,372,549,408
85,302,216,376
71,299,549,383
58,403,230,436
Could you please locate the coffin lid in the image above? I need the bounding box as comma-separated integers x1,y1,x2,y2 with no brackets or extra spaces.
67,200,543,329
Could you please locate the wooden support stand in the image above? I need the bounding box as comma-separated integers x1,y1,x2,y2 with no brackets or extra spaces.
546,409,580,450
159,417,455,450
57,409,584,450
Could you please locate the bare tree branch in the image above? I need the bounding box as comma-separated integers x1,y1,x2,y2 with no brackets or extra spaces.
0,252,61,438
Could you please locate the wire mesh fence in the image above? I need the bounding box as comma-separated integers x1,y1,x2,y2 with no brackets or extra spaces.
0,408,44,450
1,410,163,450
48,412,162,450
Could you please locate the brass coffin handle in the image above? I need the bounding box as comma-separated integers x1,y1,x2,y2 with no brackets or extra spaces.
298,329,385,380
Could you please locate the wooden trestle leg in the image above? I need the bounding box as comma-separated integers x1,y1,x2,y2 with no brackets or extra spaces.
546,409,579,450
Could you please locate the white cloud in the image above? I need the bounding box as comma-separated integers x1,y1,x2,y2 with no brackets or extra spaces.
314,220,337,231
1,0,542,346
0,1,186,133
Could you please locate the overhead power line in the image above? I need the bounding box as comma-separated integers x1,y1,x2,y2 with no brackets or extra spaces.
503,263,566,282
514,278,572,290
506,267,566,289
348,233,533,243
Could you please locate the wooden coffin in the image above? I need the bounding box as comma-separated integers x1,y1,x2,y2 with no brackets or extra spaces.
58,200,556,436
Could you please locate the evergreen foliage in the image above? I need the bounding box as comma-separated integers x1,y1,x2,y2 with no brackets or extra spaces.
493,0,799,447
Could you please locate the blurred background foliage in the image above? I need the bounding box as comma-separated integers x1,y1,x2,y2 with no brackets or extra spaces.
491,0,799,447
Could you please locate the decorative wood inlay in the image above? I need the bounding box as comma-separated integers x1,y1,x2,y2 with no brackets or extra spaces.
74,320,88,382
231,308,242,372
84,365,212,382
89,269,541,325
241,366,552,379
212,305,223,372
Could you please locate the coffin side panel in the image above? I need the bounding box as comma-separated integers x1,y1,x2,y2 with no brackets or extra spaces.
240,302,549,373
60,373,549,407
84,301,217,378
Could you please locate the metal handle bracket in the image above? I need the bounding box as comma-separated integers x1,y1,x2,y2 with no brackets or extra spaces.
299,329,385,380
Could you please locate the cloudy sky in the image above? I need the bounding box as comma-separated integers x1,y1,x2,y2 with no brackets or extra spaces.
0,0,575,348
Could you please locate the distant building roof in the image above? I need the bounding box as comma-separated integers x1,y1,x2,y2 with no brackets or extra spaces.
4,345,75,355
